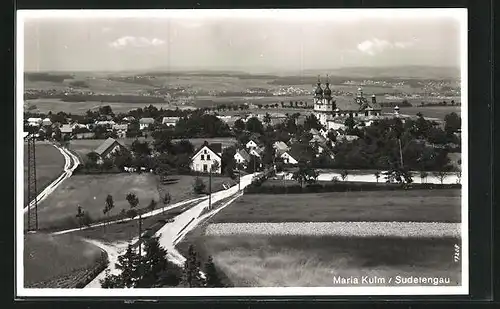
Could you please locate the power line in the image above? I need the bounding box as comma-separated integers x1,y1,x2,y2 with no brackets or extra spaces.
27,133,38,232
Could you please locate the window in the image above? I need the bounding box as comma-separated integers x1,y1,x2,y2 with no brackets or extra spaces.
207,154,211,160
204,149,207,154
201,155,205,160
203,164,208,172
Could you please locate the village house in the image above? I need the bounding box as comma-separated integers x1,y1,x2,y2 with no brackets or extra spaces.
249,146,264,158
27,118,42,127
113,124,129,138
139,118,155,130
245,139,259,151
42,118,52,126
94,137,127,164
280,145,312,165
60,124,73,137
162,116,180,127
122,116,136,122
234,148,251,168
190,142,223,174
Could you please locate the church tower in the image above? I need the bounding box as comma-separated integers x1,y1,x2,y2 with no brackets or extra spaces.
313,75,335,127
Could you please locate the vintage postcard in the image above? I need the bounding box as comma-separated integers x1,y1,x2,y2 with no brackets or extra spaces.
17,8,468,297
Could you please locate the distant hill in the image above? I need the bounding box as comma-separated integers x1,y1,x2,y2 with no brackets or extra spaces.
299,66,460,80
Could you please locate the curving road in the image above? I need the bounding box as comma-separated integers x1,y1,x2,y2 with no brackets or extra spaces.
84,173,260,288
24,144,80,215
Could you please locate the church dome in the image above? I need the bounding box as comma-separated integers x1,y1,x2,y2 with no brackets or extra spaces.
323,83,332,97
314,82,323,98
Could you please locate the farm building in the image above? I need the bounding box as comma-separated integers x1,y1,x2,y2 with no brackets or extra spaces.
139,118,155,130
273,141,289,154
27,118,42,127
190,142,222,174
162,117,180,127
42,118,52,126
60,124,73,136
94,138,127,164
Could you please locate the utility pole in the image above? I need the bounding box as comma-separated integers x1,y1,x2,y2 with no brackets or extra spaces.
238,165,241,191
398,138,404,168
209,166,212,210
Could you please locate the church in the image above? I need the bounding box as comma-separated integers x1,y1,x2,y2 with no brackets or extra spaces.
312,76,383,130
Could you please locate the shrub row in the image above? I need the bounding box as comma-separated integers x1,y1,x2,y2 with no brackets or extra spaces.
244,181,461,194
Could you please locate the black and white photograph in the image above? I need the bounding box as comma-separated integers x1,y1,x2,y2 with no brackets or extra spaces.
17,9,468,296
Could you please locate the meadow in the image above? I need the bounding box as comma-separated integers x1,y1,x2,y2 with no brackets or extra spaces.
31,173,234,231
211,190,461,224
24,232,104,287
194,235,461,287
23,142,65,206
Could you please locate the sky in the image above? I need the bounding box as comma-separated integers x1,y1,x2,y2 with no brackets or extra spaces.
21,9,466,73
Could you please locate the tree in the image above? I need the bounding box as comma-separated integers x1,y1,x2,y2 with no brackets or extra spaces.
340,170,349,181
374,171,380,183
103,194,114,231
455,168,462,184
263,113,272,127
233,119,245,133
76,205,85,230
344,116,355,132
131,139,151,157
291,160,319,188
86,152,100,166
304,114,322,131
115,244,140,288
246,117,264,134
162,192,171,214
126,192,142,257
433,170,448,184
136,236,181,288
444,112,461,135
148,199,157,213
204,256,223,287
420,171,428,183
181,245,205,287
193,177,206,194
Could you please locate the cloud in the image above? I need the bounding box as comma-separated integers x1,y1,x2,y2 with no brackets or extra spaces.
109,36,166,48
101,27,112,33
357,38,418,55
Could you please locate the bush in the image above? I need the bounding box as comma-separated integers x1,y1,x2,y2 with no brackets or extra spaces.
193,177,207,194
244,182,461,194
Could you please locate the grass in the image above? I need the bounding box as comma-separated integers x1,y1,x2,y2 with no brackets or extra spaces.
72,200,200,243
24,232,104,287
32,173,234,231
23,142,65,206
31,173,159,231
211,189,461,223
194,235,461,287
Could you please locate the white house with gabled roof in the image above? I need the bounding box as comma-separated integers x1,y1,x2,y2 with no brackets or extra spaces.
190,142,222,174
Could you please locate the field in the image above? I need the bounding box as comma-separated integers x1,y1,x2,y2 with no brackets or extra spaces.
211,190,461,224
189,235,460,287
25,98,183,115
23,142,65,206
32,173,235,231
24,71,461,121
24,232,104,287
